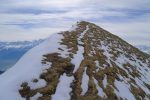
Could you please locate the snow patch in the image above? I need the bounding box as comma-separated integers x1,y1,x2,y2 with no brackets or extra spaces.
30,93,42,100
52,73,74,100
103,75,108,88
28,79,46,90
93,77,106,97
81,67,89,95
115,80,136,100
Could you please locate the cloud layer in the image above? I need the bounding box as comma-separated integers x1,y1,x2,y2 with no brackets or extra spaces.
0,0,150,46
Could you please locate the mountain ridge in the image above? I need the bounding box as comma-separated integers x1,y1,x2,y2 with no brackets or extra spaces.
0,40,44,50
0,21,149,100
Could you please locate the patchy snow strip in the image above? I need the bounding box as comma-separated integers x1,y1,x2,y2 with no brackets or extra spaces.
93,77,106,97
103,75,108,88
72,26,89,73
81,67,89,95
52,73,74,100
115,80,136,100
72,45,84,73
80,25,89,39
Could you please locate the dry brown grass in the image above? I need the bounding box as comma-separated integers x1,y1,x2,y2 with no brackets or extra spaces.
130,85,147,100
19,21,150,100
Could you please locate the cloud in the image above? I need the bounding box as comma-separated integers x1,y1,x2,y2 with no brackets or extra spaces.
0,24,68,41
0,0,149,46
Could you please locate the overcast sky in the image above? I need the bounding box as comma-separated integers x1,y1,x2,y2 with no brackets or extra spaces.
0,0,150,46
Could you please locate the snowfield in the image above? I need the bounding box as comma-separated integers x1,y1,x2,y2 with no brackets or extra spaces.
0,33,65,100
52,73,74,100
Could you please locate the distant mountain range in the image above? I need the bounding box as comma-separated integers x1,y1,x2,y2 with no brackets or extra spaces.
135,45,150,54
0,21,149,100
0,40,44,72
0,71,3,74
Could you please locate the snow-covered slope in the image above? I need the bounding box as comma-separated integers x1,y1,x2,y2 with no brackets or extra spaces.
0,33,66,100
0,21,150,100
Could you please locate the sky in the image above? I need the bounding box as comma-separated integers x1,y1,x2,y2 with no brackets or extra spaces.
0,0,150,46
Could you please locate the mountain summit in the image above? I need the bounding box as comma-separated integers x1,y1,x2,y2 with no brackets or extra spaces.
0,21,150,100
